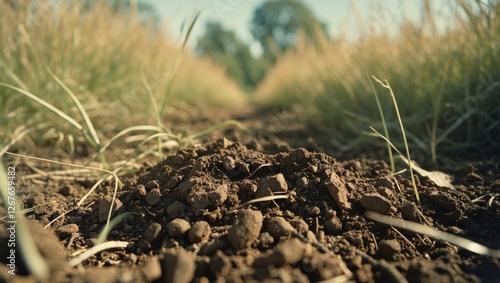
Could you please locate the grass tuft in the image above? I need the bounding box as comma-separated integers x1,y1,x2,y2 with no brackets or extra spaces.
255,0,500,162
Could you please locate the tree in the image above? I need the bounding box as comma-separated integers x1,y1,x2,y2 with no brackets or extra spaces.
196,21,266,91
251,0,327,58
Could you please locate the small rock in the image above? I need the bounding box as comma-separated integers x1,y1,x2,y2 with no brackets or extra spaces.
146,180,159,190
326,174,352,211
178,180,196,195
307,206,321,217
223,156,236,172
140,256,162,282
186,191,210,210
375,177,394,190
164,249,196,283
137,239,151,253
256,174,288,198
378,187,394,199
199,238,229,256
345,160,361,171
59,185,76,196
208,184,228,207
378,239,401,260
166,201,191,217
360,193,392,215
428,191,457,210
56,223,79,237
289,218,309,234
188,221,211,244
98,196,123,223
257,238,310,266
209,250,231,277
400,201,420,222
258,232,275,249
306,231,318,243
144,223,162,243
166,218,191,238
296,177,310,189
324,218,342,235
145,188,162,206
131,184,147,199
267,217,296,239
227,209,263,250
165,176,183,190
216,137,232,149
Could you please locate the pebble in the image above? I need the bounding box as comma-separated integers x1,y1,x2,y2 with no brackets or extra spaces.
375,177,395,190
188,221,211,244
289,218,309,234
58,185,76,196
145,188,162,206
199,238,229,256
209,250,231,277
266,217,296,238
360,193,393,215
296,177,310,189
258,232,275,249
378,239,401,260
166,218,191,238
144,222,162,243
166,201,191,217
324,217,343,235
256,173,289,198
178,180,196,195
208,184,228,207
140,256,162,282
326,174,352,211
164,249,196,283
256,238,310,266
345,160,362,171
400,201,420,222
223,156,236,172
307,206,321,217
98,196,123,223
131,184,147,199
227,209,263,250
186,191,210,210
136,239,151,253
55,223,79,237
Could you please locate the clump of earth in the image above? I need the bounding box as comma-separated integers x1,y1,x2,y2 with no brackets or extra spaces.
1,137,499,283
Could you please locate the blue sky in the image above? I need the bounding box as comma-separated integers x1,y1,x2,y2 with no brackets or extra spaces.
142,0,453,55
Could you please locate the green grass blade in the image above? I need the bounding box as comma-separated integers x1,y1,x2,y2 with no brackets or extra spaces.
0,83,84,131
372,76,421,206
97,212,138,244
47,68,101,146
369,76,395,172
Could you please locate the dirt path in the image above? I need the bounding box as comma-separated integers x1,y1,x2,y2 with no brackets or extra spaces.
1,107,499,283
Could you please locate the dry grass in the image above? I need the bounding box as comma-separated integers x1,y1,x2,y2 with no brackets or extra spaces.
0,0,246,155
255,0,500,163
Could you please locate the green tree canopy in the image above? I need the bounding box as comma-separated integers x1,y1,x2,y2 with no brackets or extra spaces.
251,0,327,57
196,21,267,91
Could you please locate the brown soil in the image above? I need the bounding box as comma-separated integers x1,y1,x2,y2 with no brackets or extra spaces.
1,107,500,283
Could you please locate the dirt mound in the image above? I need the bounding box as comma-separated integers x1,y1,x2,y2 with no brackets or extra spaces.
2,138,499,282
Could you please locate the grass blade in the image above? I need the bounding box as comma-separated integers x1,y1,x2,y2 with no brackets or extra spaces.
0,83,83,131
47,68,101,147
0,162,49,280
365,211,500,258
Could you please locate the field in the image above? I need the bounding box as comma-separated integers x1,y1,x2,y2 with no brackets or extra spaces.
1,1,499,282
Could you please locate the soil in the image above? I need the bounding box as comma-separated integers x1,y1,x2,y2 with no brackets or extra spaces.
1,107,500,283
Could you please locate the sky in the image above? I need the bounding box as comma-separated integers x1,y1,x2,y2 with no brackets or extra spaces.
141,0,453,56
